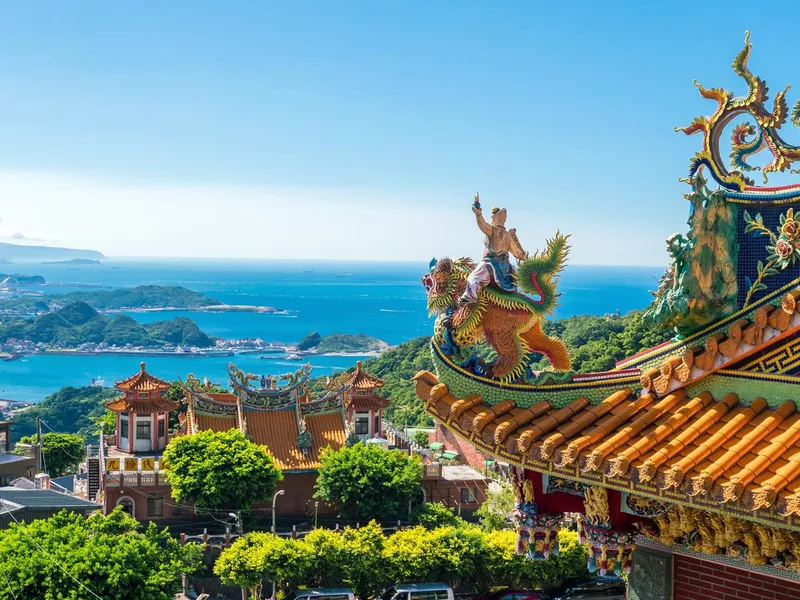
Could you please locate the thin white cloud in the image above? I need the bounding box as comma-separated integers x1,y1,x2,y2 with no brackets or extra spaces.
0,169,672,265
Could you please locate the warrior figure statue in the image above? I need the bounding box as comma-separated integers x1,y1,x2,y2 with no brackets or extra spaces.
460,193,526,304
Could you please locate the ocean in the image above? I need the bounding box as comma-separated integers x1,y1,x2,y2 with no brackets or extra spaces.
0,259,662,402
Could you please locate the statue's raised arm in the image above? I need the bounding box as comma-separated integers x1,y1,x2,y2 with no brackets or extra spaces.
472,193,492,236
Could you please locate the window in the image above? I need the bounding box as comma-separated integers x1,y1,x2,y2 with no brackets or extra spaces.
461,487,477,504
147,493,163,517
354,413,370,435
120,418,129,439
136,421,151,440
171,501,186,517
158,419,165,438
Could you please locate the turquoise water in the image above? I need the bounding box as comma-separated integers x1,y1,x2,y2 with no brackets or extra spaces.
0,259,662,402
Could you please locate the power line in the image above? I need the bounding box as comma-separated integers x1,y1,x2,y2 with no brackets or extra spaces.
0,499,104,600
39,420,89,464
0,567,18,600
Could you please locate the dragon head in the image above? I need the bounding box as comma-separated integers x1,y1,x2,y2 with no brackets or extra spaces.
422,257,474,315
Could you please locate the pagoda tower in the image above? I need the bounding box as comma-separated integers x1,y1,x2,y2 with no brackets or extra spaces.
344,361,389,441
106,362,177,454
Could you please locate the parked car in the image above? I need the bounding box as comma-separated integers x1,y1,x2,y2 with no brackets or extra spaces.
543,577,626,600
380,583,455,600
285,588,356,600
471,589,545,600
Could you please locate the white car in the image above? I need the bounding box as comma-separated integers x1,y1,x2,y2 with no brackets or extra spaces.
380,583,455,600
286,588,356,600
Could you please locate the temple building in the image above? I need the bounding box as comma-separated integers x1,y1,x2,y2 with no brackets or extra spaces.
106,362,176,454
84,361,350,520
342,360,389,441
182,363,349,516
415,34,800,600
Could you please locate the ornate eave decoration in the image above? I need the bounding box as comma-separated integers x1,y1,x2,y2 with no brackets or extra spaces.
680,31,800,195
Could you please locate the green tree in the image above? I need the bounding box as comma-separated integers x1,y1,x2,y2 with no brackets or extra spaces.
214,532,313,597
90,409,117,437
382,525,490,590
411,502,467,530
412,430,430,448
8,385,119,444
162,428,282,510
475,482,516,531
315,443,421,520
0,507,203,600
13,432,85,477
304,528,346,588
339,522,387,598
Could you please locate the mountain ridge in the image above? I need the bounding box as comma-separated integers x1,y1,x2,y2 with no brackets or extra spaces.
0,241,104,260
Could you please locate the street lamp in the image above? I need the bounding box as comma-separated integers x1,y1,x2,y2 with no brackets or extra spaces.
272,489,284,534
228,512,243,534
272,489,285,600
314,501,319,529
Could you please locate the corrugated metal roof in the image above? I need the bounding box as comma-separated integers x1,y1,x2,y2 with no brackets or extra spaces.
0,488,101,509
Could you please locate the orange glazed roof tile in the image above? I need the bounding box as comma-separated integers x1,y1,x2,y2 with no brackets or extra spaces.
346,361,385,390
106,396,178,413
242,408,346,471
349,395,390,411
115,362,171,392
414,370,800,526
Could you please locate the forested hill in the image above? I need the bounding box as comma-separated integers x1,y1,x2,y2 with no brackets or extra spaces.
0,301,214,347
347,311,669,428
9,386,119,443
56,285,220,310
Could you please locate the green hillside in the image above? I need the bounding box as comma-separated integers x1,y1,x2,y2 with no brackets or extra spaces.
57,285,219,310
333,310,668,428
0,301,213,347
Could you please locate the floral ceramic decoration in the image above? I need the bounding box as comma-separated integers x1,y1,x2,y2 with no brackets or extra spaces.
743,208,800,306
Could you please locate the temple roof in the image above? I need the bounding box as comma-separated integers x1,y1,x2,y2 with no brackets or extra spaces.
183,387,347,472
243,408,347,471
106,395,178,413
345,361,384,390
349,395,390,411
415,369,800,529
114,362,171,392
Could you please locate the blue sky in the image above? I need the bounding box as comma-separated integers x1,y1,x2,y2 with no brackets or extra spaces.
0,1,798,263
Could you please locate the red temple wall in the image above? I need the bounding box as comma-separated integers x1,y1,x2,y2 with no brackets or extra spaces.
673,554,800,600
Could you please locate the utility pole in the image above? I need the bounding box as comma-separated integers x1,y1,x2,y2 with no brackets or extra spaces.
35,416,43,473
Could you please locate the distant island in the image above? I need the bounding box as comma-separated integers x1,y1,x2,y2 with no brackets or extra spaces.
296,331,390,356
41,258,101,265
0,301,215,350
0,284,287,316
0,241,104,261
57,285,220,310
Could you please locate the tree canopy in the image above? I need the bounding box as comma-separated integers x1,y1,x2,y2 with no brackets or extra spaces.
314,443,421,520
0,508,203,600
14,432,85,477
162,428,283,510
215,522,588,598
9,385,119,444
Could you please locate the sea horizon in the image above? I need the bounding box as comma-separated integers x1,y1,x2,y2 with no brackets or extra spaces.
1,259,663,403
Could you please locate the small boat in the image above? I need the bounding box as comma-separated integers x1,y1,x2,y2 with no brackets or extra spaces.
283,353,302,360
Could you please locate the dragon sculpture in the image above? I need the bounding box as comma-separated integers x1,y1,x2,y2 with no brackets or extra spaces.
424,231,571,381
679,31,800,189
